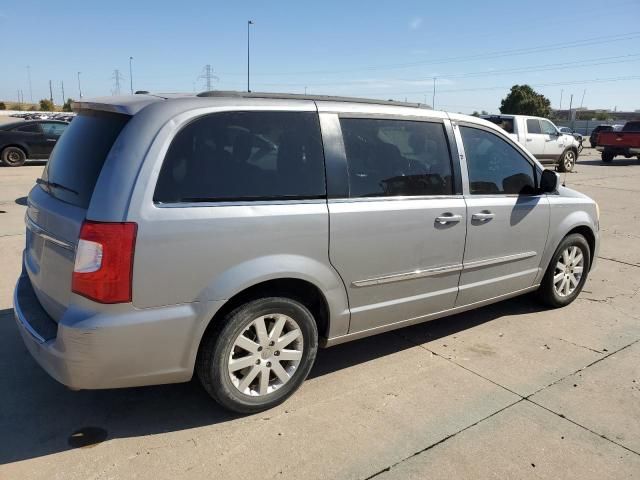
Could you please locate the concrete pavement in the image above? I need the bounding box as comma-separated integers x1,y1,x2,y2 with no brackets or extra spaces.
0,149,638,479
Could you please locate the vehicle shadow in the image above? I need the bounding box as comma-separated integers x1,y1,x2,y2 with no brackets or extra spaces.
0,160,47,168
579,159,640,167
0,295,545,465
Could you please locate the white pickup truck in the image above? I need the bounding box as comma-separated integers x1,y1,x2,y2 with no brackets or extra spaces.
482,114,580,172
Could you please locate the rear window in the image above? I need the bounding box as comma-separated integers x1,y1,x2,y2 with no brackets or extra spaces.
526,119,542,134
622,121,640,132
41,111,130,208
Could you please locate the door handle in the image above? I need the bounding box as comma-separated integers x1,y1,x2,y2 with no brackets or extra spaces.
526,138,533,142
46,139,56,142
435,214,462,225
472,212,495,222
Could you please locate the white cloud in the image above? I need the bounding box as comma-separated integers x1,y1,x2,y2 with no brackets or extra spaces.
409,17,423,30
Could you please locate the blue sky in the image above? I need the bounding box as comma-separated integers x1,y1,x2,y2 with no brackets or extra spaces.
1,0,639,113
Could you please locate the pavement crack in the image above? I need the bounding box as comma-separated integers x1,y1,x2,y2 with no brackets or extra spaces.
526,338,640,398
395,331,522,398
363,398,525,479
553,337,604,354
597,256,640,268
525,398,640,457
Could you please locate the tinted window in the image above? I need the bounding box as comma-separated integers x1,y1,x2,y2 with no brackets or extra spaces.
42,111,130,208
13,124,41,133
485,116,514,134
340,118,453,197
526,119,542,134
41,122,68,136
154,111,325,203
623,121,640,132
540,120,557,135
460,126,536,195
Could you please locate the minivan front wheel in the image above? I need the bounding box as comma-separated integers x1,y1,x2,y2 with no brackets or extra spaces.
537,234,591,308
558,150,576,172
197,297,318,414
1,146,27,167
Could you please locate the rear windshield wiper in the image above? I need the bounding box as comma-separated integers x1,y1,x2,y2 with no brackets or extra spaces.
36,178,79,195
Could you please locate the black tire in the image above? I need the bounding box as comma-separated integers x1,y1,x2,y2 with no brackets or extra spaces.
197,297,318,414
1,146,27,167
601,151,614,163
537,233,591,308
557,149,576,172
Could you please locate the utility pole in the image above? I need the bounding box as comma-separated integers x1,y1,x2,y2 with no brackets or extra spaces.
129,56,134,94
111,69,124,95
432,77,436,109
247,20,254,92
568,93,574,125
77,72,82,98
27,65,33,102
559,89,563,110
49,80,54,105
579,89,586,109
61,81,65,105
17,89,21,108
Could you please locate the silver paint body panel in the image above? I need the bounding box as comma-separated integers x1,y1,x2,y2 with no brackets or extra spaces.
13,94,599,390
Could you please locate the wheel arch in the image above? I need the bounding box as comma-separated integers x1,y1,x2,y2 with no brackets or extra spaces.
1,143,30,158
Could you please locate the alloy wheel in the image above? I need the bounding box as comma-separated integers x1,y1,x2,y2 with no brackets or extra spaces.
553,245,584,297
228,314,304,396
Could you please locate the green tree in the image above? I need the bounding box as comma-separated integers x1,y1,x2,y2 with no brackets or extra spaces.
595,112,610,121
471,111,480,117
499,85,551,117
63,98,74,112
0,102,6,110
39,98,54,111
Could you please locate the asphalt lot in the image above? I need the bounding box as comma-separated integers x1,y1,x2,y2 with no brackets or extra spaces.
1,149,639,479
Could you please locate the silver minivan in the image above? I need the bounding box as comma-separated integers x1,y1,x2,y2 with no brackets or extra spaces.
13,92,599,413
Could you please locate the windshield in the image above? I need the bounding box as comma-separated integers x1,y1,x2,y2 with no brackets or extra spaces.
41,111,130,208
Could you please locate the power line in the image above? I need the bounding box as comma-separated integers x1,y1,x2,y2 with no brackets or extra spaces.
251,53,640,88
215,31,640,76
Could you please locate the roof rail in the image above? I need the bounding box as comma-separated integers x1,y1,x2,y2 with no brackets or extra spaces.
196,90,432,109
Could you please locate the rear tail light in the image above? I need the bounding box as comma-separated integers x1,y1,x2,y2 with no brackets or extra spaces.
72,221,137,303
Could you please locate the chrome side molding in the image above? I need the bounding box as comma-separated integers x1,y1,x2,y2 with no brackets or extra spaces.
352,251,537,287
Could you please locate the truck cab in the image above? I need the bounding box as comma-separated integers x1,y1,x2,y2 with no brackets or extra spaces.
482,114,579,172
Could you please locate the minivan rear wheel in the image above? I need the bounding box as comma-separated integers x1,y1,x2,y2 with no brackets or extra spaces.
537,234,590,308
197,297,318,414
1,146,27,167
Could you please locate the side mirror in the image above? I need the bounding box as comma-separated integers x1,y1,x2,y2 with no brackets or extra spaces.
540,169,559,193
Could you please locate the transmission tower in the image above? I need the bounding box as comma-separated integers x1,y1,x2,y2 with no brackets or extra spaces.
198,64,218,91
111,69,125,95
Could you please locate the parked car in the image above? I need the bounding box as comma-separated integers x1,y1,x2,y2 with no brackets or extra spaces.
596,121,640,162
558,126,582,142
0,120,69,166
481,114,580,172
14,92,599,413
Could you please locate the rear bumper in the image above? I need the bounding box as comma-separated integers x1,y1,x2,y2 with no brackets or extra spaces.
13,272,223,390
596,146,640,155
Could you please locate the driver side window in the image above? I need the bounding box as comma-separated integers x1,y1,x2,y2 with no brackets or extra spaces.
460,126,536,195
540,120,557,135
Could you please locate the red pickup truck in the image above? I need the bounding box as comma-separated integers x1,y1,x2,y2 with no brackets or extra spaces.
597,121,640,162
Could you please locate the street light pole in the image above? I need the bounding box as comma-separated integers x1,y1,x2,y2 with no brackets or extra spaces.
27,65,33,102
129,56,134,94
77,72,82,98
247,20,254,92
432,77,436,109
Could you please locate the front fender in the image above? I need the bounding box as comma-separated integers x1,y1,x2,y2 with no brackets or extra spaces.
535,204,598,284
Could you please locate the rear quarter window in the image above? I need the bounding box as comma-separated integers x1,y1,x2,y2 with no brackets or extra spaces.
154,111,326,203
41,111,130,208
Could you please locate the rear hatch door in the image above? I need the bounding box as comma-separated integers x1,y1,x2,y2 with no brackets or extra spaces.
25,111,130,321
